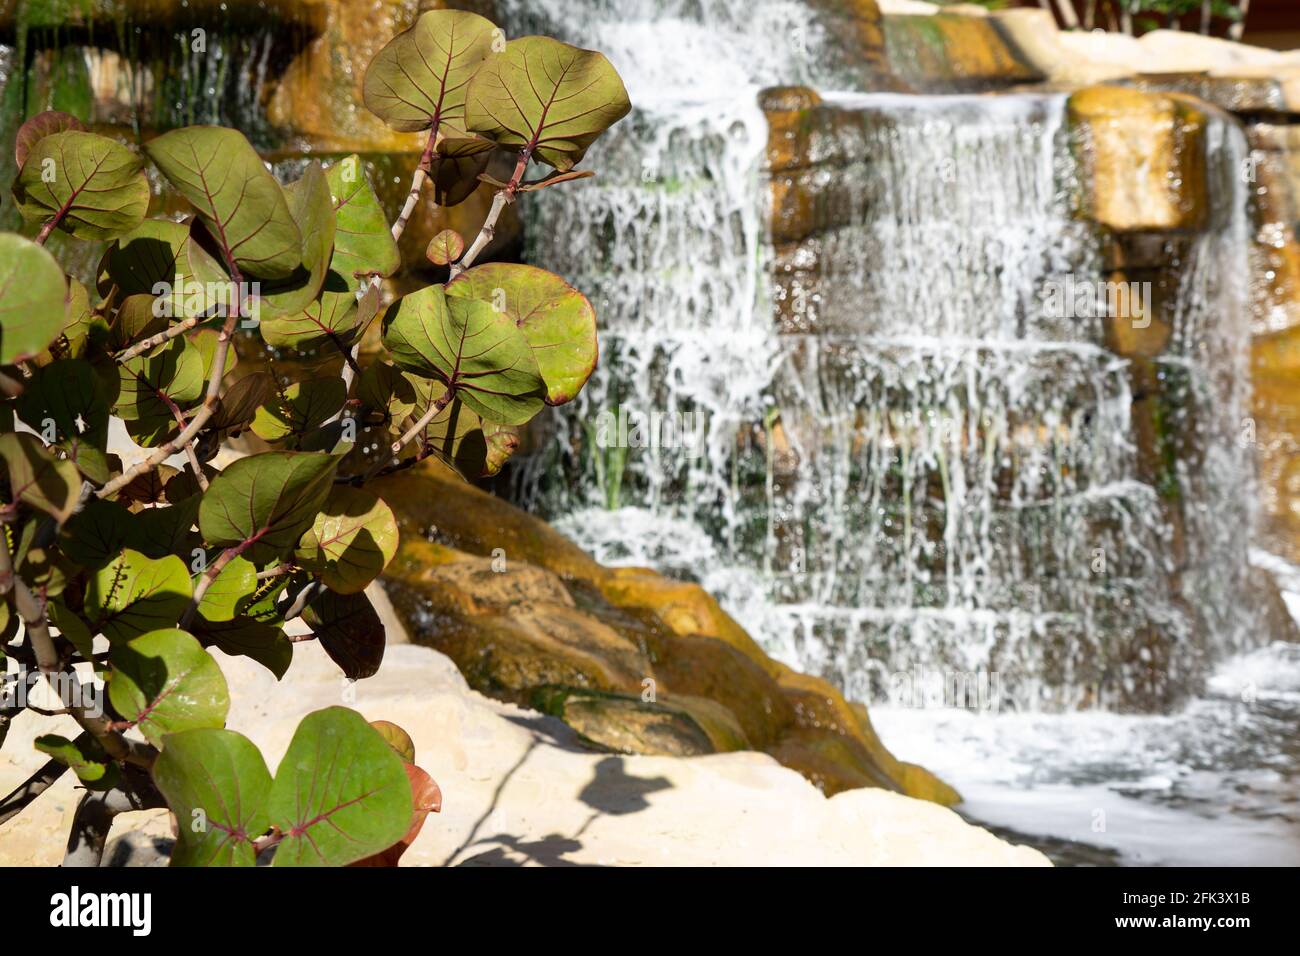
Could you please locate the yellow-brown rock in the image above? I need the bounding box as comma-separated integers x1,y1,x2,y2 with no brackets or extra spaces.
374,464,957,803
1067,86,1210,233
882,13,1043,91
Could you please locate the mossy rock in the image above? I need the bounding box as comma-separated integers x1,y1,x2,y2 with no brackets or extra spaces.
378,462,959,805
532,687,748,757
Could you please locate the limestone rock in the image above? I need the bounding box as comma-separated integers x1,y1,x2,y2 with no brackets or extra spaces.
0,641,1047,866
373,465,957,802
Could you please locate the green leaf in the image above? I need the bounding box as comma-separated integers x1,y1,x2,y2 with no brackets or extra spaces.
116,336,205,447
85,549,193,643
100,218,190,298
429,134,494,207
14,110,86,168
152,728,273,867
295,486,398,594
116,336,205,418
325,155,400,284
109,293,168,351
131,495,202,560
257,268,381,354
108,628,230,747
250,379,347,443
362,9,498,133
34,733,120,791
211,371,277,435
0,432,80,524
267,707,412,866
16,359,112,448
192,613,293,679
49,600,94,659
60,277,105,359
447,262,598,405
409,381,519,478
198,451,339,563
13,130,150,240
196,555,257,622
302,590,386,679
250,163,335,321
356,361,418,421
145,126,302,280
381,283,545,425
465,35,630,171
0,233,68,365
61,498,133,568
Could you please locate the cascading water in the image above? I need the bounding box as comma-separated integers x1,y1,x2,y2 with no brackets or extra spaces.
503,0,1260,713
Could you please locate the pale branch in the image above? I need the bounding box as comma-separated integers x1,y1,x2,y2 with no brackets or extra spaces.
181,533,261,628
62,766,164,867
1,533,154,769
96,262,245,501
114,314,204,363
449,149,530,279
391,126,441,244
367,388,454,482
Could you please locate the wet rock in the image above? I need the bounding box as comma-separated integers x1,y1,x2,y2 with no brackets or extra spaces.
373,465,958,802
882,13,1043,92
1067,86,1210,233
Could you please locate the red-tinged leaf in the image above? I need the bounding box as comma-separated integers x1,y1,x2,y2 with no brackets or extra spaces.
348,763,441,867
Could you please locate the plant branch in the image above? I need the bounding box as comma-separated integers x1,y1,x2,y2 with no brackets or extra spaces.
449,149,530,280
368,389,453,481
97,263,245,500
62,765,164,867
115,314,205,363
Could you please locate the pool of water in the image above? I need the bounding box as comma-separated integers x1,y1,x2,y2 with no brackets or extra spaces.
874,637,1300,866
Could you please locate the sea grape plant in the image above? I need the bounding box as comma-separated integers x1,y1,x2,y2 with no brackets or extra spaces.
0,9,629,866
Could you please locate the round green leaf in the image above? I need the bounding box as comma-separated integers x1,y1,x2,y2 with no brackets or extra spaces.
61,498,134,568
145,126,302,280
250,163,335,321
363,9,498,133
250,378,347,443
447,262,598,405
34,733,119,791
325,155,400,284
195,555,257,623
211,371,277,435
267,707,412,867
108,627,230,746
464,35,631,171
381,283,545,425
152,728,272,867
85,549,193,643
14,110,86,168
0,233,68,365
13,130,150,240
198,451,339,563
0,432,80,524
100,219,190,298
17,359,112,449
295,486,398,594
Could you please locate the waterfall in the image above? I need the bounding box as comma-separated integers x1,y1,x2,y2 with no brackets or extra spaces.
501,1,1258,711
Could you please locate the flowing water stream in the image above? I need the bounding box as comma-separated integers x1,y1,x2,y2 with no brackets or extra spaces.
495,0,1299,864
